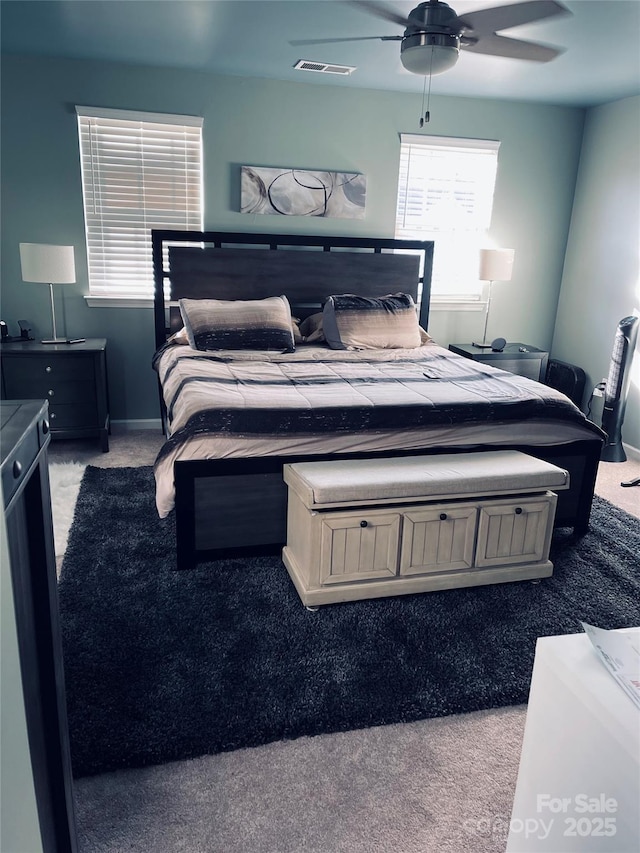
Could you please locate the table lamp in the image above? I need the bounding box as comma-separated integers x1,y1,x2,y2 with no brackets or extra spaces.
19,243,76,344
473,247,515,349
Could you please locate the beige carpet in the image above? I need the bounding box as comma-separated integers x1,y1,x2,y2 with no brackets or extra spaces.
595,457,640,519
49,432,639,852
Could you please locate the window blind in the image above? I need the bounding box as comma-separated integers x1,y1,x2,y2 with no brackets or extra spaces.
395,134,500,300
76,107,204,299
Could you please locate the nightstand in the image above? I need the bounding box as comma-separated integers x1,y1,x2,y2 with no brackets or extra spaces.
0,338,110,451
448,342,549,383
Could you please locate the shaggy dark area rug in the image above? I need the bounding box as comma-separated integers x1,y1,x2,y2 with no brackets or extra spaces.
58,465,640,778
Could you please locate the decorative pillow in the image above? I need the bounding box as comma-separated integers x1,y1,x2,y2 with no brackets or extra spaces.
166,326,190,346
322,293,422,350
291,317,304,345
179,296,295,352
298,312,326,344
296,312,429,345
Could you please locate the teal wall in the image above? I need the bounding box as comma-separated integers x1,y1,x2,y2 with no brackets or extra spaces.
1,54,586,423
553,95,640,452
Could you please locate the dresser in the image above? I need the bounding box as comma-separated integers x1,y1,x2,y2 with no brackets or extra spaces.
1,338,110,451
1,400,78,852
448,342,549,382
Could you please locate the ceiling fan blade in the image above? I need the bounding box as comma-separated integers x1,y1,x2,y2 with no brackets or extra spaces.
457,1,571,35
348,0,418,29
290,35,402,46
462,33,564,62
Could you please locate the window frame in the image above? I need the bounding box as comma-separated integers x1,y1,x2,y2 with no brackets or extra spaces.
76,106,204,305
395,133,501,309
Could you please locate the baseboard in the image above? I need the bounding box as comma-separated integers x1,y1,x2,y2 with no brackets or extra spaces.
623,442,640,461
110,419,163,434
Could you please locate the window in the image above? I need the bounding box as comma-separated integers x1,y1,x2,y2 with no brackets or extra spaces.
395,134,500,303
76,107,203,300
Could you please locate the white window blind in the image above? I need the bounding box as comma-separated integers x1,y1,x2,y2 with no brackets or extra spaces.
395,134,500,301
76,106,203,299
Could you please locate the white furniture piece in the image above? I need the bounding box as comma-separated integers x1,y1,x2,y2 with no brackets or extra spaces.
282,450,569,607
507,630,640,852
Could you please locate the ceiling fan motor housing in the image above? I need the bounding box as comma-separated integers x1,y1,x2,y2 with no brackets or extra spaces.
401,1,461,75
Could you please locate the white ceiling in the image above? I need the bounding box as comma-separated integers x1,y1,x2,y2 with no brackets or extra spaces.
1,0,639,107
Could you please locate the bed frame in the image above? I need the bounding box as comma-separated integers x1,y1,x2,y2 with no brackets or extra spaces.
152,229,602,570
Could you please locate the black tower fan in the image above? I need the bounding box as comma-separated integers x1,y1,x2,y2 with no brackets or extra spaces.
600,315,639,462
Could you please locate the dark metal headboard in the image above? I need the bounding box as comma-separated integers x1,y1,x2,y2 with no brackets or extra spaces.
152,229,434,351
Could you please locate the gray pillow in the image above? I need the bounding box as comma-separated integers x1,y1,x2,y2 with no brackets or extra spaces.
179,295,295,352
323,293,422,350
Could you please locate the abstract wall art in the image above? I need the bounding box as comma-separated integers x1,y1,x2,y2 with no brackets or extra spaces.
240,166,366,219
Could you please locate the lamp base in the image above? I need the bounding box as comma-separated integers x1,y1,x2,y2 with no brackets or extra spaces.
471,341,493,349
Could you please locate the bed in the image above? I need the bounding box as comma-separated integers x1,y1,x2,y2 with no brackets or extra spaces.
151,229,604,570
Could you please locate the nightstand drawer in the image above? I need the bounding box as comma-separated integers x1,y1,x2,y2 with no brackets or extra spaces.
490,358,542,381
2,354,95,384
49,403,99,430
448,343,548,382
3,372,96,406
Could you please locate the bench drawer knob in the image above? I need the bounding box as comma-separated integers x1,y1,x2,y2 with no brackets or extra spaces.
360,520,368,528
440,513,447,521
515,507,523,515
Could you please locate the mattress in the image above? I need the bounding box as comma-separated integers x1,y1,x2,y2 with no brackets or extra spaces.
152,342,603,518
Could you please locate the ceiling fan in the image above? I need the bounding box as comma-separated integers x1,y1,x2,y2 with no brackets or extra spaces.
291,0,571,77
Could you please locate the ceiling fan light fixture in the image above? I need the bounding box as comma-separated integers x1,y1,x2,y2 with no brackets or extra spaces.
400,32,460,75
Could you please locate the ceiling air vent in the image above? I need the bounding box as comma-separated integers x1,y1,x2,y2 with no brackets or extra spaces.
294,60,356,76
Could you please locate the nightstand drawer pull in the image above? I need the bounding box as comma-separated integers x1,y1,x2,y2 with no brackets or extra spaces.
48,389,54,397
360,520,368,528
45,366,52,373
515,507,523,515
440,512,447,521
12,460,23,479
50,412,56,419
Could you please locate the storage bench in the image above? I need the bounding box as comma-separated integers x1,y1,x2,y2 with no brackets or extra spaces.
282,450,570,607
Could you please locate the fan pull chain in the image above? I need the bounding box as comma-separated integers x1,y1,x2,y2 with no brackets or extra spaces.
419,75,428,127
419,48,435,127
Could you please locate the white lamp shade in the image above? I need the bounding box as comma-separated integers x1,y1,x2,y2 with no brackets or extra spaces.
479,248,515,282
20,243,76,284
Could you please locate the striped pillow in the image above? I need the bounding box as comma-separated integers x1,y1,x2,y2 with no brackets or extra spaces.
323,293,422,350
179,296,295,352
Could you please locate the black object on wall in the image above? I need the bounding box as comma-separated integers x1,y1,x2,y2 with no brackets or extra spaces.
601,315,639,462
545,359,586,407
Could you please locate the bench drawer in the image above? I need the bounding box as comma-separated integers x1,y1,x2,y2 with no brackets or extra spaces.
400,504,477,575
475,494,557,568
319,510,400,584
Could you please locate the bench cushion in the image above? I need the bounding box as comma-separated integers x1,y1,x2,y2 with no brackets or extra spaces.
284,451,569,507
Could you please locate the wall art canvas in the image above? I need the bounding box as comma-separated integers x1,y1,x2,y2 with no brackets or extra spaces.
241,166,366,219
